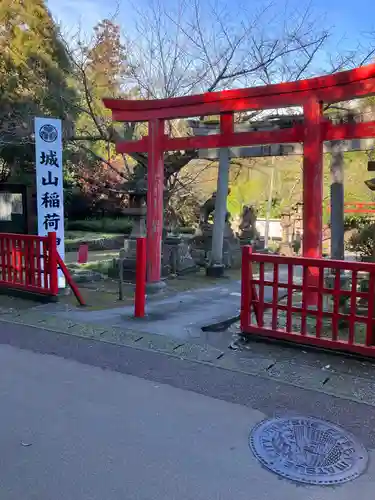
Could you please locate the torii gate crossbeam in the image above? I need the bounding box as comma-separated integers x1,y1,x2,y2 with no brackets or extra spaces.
104,64,375,300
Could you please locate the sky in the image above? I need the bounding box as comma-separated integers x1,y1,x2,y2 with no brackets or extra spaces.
47,0,129,34
47,0,375,69
47,0,374,38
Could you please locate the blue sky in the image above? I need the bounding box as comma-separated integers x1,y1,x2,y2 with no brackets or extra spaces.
47,0,374,61
47,0,374,34
313,0,374,50
47,0,130,33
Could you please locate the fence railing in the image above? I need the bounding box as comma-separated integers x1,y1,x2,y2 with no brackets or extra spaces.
0,232,58,297
240,246,375,357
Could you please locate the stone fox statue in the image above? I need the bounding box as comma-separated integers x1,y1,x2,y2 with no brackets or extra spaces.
239,205,259,240
199,189,231,224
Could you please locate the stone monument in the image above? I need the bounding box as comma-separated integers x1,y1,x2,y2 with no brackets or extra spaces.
162,232,198,275
278,203,303,256
116,165,149,279
113,163,197,280
190,191,241,269
238,205,260,246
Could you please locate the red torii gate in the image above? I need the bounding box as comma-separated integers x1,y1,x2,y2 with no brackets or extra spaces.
104,64,375,287
341,202,375,213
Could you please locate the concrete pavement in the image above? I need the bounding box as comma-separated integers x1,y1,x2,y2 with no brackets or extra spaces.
35,264,300,340
0,339,375,500
3,301,375,408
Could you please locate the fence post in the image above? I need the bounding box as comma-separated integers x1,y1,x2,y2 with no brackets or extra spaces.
135,237,147,317
240,245,251,331
48,232,58,296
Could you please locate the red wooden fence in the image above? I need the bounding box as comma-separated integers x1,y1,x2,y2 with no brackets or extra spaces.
327,202,375,214
241,247,375,357
0,232,58,297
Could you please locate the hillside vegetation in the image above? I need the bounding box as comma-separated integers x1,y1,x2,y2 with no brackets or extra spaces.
178,151,375,222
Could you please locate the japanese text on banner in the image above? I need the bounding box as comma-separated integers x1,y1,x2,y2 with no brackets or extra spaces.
35,118,65,287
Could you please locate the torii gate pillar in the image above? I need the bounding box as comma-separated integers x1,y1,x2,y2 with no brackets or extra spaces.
303,98,323,304
103,63,375,295
146,119,165,284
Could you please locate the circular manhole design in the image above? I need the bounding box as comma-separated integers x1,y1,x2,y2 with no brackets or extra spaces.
249,416,368,485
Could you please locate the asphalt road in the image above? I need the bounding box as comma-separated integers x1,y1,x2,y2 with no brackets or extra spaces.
0,322,375,499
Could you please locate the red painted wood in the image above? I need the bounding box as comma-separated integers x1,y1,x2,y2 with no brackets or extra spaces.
221,111,234,135
116,120,375,155
43,241,49,289
272,263,279,330
29,239,36,287
286,264,293,333
328,201,375,214
0,235,4,282
301,266,308,335
11,242,21,283
325,120,375,140
241,253,375,355
35,238,42,288
109,81,375,122
239,252,375,273
24,239,30,286
332,270,341,341
146,119,165,283
241,252,375,358
240,246,251,331
77,243,89,265
104,63,375,118
48,232,58,296
241,325,375,358
0,233,48,241
6,237,11,283
20,239,26,285
366,272,375,345
348,271,358,345
11,236,16,283
56,253,86,306
134,237,147,318
0,233,61,298
14,237,20,283
4,237,11,283
303,99,323,307
258,262,265,327
116,135,149,153
345,202,375,206
316,267,324,338
116,126,304,154
343,209,375,213
247,247,261,326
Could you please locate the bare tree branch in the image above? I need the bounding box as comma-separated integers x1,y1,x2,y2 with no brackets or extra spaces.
57,0,374,225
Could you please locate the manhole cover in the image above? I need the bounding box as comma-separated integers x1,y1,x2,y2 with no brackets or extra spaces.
249,416,368,485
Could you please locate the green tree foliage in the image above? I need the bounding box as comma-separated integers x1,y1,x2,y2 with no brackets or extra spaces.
0,0,77,181
227,159,301,219
86,20,127,98
61,19,131,217
346,224,375,259
227,150,375,225
68,19,129,160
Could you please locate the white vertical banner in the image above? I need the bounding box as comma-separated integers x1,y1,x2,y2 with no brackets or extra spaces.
35,117,65,288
